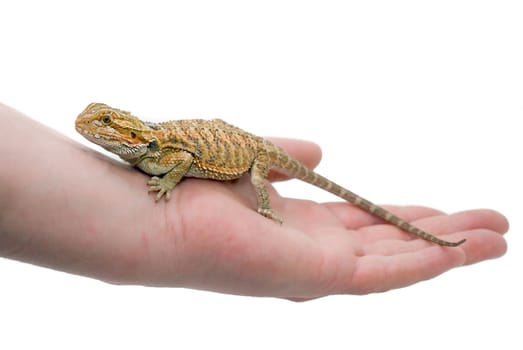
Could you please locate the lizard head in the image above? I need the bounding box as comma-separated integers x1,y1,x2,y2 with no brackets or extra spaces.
75,103,153,159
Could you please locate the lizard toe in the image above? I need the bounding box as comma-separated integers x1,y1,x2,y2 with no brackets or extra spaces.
155,190,165,201
258,208,283,224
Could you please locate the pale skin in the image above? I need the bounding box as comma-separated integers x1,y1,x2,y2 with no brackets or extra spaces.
0,103,508,299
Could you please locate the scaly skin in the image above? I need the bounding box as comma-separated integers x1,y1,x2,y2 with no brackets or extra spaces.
75,103,466,247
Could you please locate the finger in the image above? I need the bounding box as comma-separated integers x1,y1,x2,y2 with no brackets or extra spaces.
360,228,506,259
265,138,322,182
284,219,506,298
351,208,508,245
345,246,466,294
416,209,509,236
453,228,507,265
285,227,506,299
345,223,507,295
324,202,446,230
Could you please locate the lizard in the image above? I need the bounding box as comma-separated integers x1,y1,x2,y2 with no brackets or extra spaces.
75,102,466,247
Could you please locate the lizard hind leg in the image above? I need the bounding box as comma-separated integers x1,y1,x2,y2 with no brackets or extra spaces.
250,156,283,224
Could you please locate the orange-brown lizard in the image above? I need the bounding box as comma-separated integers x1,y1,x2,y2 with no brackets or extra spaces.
75,102,465,247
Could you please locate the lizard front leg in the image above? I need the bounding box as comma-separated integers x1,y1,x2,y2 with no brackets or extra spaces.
141,150,194,201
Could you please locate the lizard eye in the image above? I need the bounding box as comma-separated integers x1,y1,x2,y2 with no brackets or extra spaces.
130,131,137,138
101,114,112,124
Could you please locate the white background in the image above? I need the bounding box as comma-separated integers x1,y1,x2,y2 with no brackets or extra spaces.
1,1,521,349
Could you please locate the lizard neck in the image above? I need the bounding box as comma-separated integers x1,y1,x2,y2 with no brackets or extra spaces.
116,127,158,162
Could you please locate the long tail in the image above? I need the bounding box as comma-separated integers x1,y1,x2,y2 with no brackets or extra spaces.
267,142,465,247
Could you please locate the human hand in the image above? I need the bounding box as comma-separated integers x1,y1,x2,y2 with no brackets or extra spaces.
0,104,508,299
133,138,507,298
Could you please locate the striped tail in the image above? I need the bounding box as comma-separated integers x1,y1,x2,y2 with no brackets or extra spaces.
268,142,466,247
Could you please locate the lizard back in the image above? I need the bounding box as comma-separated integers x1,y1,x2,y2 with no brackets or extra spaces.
154,118,263,180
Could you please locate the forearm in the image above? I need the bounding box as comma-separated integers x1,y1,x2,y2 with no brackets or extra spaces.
0,103,160,282
0,103,65,261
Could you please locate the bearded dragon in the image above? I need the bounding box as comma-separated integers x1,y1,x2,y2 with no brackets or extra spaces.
75,103,465,247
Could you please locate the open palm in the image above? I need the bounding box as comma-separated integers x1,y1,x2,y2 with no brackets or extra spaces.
155,176,507,299
80,138,507,299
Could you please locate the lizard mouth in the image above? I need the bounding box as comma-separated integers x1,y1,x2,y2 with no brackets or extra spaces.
76,126,147,159
76,126,121,150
